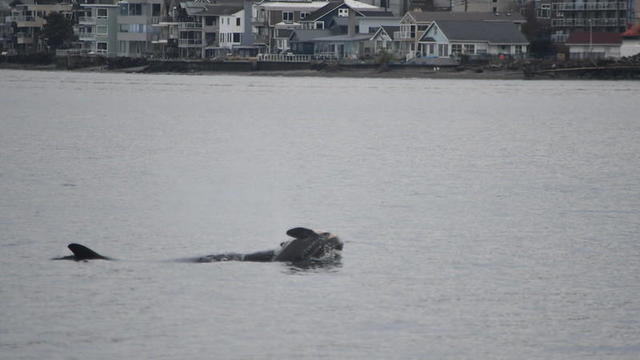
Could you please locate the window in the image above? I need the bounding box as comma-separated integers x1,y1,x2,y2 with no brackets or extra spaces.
338,8,349,17
232,33,241,43
451,43,462,55
463,44,475,54
236,17,240,26
282,11,293,22
152,3,160,17
97,8,107,19
438,43,448,57
515,45,523,54
131,4,142,16
300,12,309,19
97,42,107,50
119,3,142,16
205,16,216,26
537,4,550,18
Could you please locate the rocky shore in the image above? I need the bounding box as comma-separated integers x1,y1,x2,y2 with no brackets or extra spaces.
2,53,640,80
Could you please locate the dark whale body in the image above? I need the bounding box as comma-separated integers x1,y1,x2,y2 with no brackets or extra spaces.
53,227,342,263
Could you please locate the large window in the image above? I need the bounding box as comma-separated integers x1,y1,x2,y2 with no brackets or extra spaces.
464,44,475,54
152,3,160,16
232,33,241,43
537,4,550,18
97,8,107,19
205,16,216,26
120,3,142,16
97,42,107,50
236,18,241,26
451,44,462,55
119,24,146,33
438,43,448,57
282,11,293,22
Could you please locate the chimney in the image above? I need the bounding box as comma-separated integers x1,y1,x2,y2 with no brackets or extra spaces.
242,0,254,46
348,8,356,37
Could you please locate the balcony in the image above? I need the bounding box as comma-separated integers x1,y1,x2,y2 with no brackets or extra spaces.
178,22,202,30
554,1,627,11
79,16,96,24
393,31,414,41
78,33,95,41
551,17,628,27
178,38,202,47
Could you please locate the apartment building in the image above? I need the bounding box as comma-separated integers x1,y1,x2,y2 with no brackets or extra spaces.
534,0,634,42
117,0,164,57
77,0,119,56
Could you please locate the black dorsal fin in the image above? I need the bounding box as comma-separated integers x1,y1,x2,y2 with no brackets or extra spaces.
68,243,109,260
286,227,316,239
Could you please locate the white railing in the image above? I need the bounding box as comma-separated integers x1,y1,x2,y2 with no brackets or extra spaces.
11,15,36,22
178,22,202,29
554,1,627,11
178,38,202,46
393,31,413,40
552,17,627,27
257,53,311,62
79,16,96,24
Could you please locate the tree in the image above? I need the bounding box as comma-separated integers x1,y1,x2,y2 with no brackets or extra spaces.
42,12,75,51
520,2,554,58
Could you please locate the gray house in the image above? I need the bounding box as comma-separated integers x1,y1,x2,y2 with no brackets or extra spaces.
417,20,529,58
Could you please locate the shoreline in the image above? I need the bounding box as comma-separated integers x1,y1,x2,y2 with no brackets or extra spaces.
2,60,639,80
0,62,529,80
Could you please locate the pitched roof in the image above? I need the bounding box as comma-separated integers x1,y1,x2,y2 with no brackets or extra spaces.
359,10,394,17
422,20,528,44
290,29,334,41
407,10,525,23
312,33,371,41
566,31,621,45
199,4,244,15
306,0,384,21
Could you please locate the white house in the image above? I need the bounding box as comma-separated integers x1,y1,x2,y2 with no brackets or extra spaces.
417,20,528,58
620,24,640,58
219,8,244,49
565,31,622,60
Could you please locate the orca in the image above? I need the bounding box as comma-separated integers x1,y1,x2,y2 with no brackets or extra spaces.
52,243,111,261
53,227,343,263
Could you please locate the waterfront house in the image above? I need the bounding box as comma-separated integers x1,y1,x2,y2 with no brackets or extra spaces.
77,1,119,57
369,25,398,54
8,0,73,54
253,0,330,53
1,2,13,54
397,10,525,59
417,20,529,58
289,28,332,54
620,24,640,57
299,0,390,32
116,0,165,57
565,31,622,59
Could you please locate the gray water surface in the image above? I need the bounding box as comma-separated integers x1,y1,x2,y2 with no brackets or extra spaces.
1,70,639,359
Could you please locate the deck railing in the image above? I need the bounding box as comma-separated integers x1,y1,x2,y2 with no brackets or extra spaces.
257,53,311,62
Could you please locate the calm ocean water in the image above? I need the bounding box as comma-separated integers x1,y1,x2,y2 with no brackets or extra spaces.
1,70,639,359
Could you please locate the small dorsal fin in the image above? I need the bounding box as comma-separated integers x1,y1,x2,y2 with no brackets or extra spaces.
68,243,109,260
286,227,316,239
